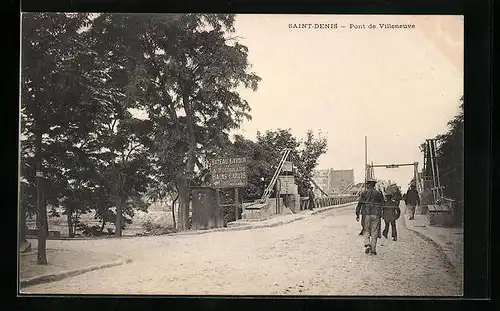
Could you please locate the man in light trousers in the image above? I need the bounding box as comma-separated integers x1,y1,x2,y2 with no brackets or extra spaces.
355,178,385,255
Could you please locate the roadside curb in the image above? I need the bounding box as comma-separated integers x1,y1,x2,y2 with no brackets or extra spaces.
166,216,306,236
402,215,461,282
20,255,132,288
250,215,306,229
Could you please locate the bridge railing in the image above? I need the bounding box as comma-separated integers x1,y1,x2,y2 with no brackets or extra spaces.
300,195,359,210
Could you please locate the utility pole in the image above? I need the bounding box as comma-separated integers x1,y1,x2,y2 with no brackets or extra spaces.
115,179,122,237
20,203,27,245
364,136,367,190
36,162,48,265
234,188,239,221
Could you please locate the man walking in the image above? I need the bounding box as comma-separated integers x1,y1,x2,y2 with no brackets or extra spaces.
382,193,401,241
355,178,385,255
393,185,403,207
405,184,420,220
307,186,315,210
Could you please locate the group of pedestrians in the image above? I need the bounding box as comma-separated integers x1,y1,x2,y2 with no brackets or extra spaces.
355,179,420,255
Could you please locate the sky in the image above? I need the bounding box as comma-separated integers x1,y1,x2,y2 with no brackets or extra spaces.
230,14,464,187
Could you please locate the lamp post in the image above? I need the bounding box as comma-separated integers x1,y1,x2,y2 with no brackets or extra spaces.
36,164,48,265
364,136,368,190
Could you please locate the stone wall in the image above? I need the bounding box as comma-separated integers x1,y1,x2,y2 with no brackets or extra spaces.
267,197,284,216
243,203,271,221
283,194,301,213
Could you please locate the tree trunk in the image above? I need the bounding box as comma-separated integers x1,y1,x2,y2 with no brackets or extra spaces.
177,88,196,232
67,207,74,238
177,179,190,231
74,212,81,235
114,171,123,237
171,192,179,230
100,218,106,233
35,132,48,265
20,204,27,243
115,197,123,237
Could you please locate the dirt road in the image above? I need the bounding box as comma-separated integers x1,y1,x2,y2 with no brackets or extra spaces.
22,204,461,296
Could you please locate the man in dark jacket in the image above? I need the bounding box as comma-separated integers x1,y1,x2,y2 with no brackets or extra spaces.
394,186,403,207
382,193,401,241
355,178,385,255
307,187,315,210
405,184,420,220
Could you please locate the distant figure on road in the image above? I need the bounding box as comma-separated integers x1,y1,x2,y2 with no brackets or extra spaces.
394,186,403,207
405,184,420,220
385,183,403,207
382,193,401,241
307,187,316,210
355,178,385,255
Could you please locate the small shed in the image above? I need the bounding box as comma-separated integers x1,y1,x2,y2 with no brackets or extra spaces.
427,203,453,227
191,187,223,230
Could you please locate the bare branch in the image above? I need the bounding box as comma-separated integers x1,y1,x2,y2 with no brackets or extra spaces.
125,143,141,163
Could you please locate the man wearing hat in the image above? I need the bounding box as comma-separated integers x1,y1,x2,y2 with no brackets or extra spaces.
382,193,401,241
307,186,316,210
355,178,385,255
405,184,420,220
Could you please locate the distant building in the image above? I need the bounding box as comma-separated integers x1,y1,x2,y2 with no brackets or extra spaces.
311,169,330,196
312,168,355,195
329,169,355,193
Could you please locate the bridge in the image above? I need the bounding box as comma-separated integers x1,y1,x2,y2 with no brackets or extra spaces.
20,137,463,296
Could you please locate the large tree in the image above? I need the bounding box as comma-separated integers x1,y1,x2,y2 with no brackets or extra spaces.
85,112,153,237
61,14,155,237
436,97,464,202
21,14,262,244
21,12,155,249
128,14,261,231
295,130,328,196
21,12,93,263
420,96,463,202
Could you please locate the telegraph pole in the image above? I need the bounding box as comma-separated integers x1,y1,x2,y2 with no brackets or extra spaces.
234,187,239,221
36,162,48,264
364,136,367,190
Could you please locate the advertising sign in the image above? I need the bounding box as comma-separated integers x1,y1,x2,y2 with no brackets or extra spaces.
278,175,298,194
210,157,248,188
282,161,293,172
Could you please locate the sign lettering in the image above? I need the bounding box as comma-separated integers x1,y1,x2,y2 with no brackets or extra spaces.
278,175,298,194
210,157,248,188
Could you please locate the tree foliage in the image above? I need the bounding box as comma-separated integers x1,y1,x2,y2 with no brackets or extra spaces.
124,14,261,230
21,12,96,262
436,97,464,201
295,130,328,196
225,129,328,200
20,12,157,245
20,11,262,254
420,96,463,202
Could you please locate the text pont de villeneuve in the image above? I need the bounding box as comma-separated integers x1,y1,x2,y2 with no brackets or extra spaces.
288,23,416,29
